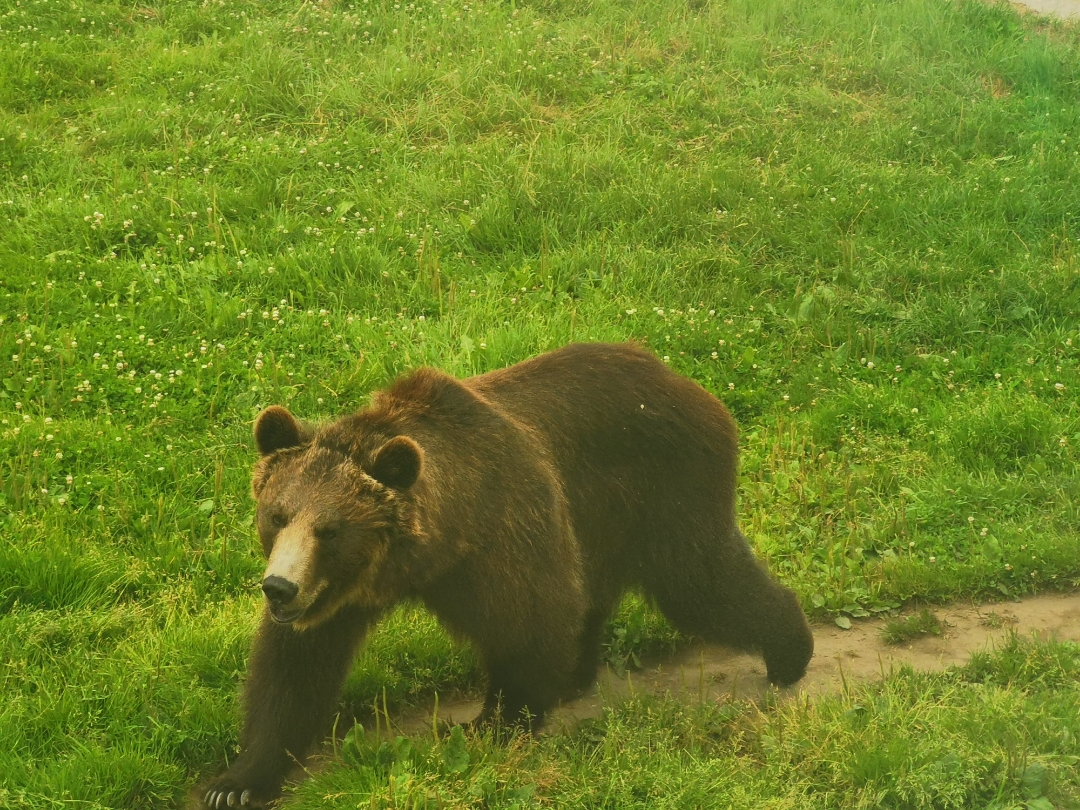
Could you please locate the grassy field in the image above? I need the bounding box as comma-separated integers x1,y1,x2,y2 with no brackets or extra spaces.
2,0,1080,805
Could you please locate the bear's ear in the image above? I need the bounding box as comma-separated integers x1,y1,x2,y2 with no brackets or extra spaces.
370,436,423,491
254,406,304,456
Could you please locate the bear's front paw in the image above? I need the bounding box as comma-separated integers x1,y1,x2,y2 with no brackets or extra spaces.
198,776,276,809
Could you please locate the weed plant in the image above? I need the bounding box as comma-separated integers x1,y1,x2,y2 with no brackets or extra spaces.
2,0,1080,804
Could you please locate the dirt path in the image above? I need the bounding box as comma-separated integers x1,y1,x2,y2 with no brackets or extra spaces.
1013,0,1080,19
394,591,1080,733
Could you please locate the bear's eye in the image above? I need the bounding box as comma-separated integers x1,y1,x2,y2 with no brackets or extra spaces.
315,525,340,542
270,513,288,531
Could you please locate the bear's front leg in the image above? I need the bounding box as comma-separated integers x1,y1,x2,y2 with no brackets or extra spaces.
196,603,375,808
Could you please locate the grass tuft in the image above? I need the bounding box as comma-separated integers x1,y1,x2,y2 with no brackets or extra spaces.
881,607,945,645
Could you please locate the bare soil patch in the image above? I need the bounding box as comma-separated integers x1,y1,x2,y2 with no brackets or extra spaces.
1011,0,1080,19
394,590,1080,733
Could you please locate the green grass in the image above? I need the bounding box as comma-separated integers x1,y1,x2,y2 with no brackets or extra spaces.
304,635,1080,809
2,0,1080,804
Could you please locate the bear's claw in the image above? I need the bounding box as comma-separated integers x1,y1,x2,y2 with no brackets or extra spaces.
203,789,252,808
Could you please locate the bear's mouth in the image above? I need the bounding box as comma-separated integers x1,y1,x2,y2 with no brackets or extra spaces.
266,580,330,625
268,603,306,624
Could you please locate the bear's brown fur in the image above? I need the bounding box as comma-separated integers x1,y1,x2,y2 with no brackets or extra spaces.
196,342,813,808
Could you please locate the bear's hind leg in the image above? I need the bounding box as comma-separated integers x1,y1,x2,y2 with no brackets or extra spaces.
646,531,813,687
195,604,377,809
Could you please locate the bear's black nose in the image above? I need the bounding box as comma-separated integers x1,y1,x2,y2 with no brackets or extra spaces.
262,575,299,606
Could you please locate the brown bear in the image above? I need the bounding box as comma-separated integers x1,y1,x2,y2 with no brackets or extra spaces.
197,342,813,808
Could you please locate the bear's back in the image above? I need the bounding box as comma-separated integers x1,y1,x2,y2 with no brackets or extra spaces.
467,342,737,463
467,343,741,573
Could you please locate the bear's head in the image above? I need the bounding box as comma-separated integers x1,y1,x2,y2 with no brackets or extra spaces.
249,405,425,629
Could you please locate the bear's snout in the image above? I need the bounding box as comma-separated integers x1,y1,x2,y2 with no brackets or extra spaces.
262,576,301,622
262,575,299,605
